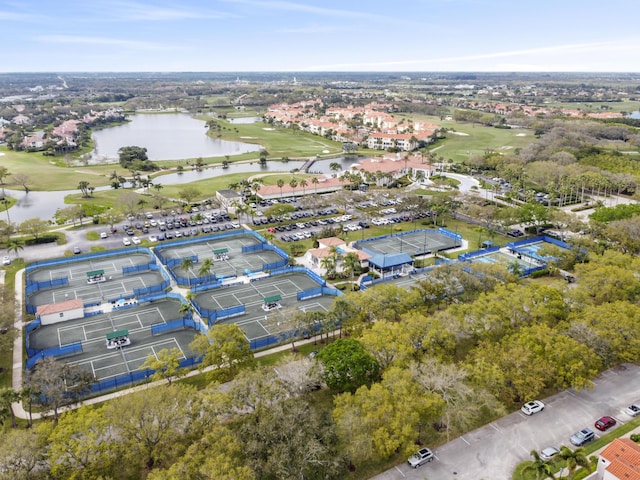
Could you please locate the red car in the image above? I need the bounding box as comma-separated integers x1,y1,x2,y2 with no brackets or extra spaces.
595,416,617,431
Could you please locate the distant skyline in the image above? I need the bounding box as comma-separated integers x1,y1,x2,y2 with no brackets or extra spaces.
1,0,639,73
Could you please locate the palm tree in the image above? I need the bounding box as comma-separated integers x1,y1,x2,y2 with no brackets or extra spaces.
522,450,555,480
20,385,37,428
289,178,298,197
1,198,10,224
330,162,341,177
320,255,337,279
0,388,21,428
558,446,590,479
300,178,308,196
198,257,214,278
179,301,195,317
7,239,23,259
277,179,285,199
311,176,319,195
342,252,360,290
180,257,194,274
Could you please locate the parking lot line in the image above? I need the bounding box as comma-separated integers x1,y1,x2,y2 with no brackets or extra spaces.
460,436,470,446
393,466,406,477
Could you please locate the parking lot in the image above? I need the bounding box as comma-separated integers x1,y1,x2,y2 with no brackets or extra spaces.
371,363,640,480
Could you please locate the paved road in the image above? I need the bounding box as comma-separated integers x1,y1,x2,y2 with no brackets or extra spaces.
371,364,640,480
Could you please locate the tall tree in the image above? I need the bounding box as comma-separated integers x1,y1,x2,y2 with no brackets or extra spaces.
105,384,201,472
333,367,444,465
557,446,590,480
522,450,555,480
140,347,187,385
29,357,94,423
18,218,49,241
189,324,254,383
316,338,380,393
276,178,285,199
47,405,119,479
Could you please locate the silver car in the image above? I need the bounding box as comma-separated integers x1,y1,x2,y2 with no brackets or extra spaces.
407,448,434,468
540,446,560,461
625,404,640,417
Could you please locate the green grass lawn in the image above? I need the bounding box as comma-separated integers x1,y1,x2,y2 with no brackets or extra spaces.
396,113,534,163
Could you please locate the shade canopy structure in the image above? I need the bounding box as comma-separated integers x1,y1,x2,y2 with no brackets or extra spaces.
106,329,129,340
263,294,282,304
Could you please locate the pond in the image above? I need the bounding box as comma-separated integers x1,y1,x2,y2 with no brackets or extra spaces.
3,156,364,223
90,113,263,162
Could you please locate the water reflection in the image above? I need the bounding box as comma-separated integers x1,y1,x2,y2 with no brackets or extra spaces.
90,113,262,162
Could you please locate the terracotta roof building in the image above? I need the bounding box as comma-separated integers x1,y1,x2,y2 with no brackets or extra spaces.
597,438,640,480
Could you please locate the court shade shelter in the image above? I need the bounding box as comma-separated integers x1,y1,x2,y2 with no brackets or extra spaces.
106,329,130,349
369,253,414,278
262,294,282,311
86,269,106,284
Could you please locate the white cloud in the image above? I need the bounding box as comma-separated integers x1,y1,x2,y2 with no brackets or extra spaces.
34,35,173,51
93,1,236,21
222,0,390,22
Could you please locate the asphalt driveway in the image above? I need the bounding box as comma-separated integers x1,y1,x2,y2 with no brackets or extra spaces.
371,363,640,480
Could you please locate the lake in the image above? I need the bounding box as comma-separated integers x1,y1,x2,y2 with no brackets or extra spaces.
90,113,263,162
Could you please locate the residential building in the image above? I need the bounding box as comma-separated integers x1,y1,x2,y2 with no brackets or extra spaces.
596,438,640,480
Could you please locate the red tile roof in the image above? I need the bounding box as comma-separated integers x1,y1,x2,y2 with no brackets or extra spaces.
601,438,640,480
37,298,84,316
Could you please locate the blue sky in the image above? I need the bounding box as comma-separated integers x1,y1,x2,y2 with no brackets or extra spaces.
1,0,639,72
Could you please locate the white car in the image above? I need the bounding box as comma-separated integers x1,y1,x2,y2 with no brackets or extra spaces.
100,231,108,239
122,237,132,246
148,235,158,242
521,400,545,415
625,404,640,417
407,448,434,468
2,256,11,265
131,236,141,245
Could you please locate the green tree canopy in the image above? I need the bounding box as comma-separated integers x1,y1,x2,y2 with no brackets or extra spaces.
316,338,380,393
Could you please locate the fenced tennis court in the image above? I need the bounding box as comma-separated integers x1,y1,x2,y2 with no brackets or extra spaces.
26,250,167,313
27,298,198,382
354,229,462,257
193,271,338,349
156,231,289,286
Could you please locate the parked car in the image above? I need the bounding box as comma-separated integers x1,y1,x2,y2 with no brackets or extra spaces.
521,400,545,415
625,404,640,417
2,256,11,266
131,236,141,245
122,238,132,246
570,428,595,446
149,235,158,242
540,446,560,461
407,448,434,468
594,416,617,431
73,246,81,254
